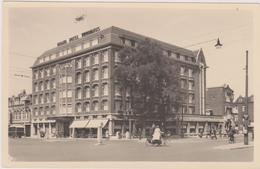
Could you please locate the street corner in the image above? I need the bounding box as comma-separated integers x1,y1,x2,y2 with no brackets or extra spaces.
213,142,254,150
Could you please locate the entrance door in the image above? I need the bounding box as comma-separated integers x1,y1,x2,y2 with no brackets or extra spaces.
64,122,70,137
25,125,31,137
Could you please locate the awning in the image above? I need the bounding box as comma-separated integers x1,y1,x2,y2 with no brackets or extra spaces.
85,119,108,128
69,120,89,128
9,124,24,128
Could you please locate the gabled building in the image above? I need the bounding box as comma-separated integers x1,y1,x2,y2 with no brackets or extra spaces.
8,90,32,137
30,26,223,138
233,95,254,129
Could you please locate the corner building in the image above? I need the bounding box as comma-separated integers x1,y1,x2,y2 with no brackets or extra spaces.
31,26,223,138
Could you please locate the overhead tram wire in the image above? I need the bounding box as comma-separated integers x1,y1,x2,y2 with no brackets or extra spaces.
10,52,36,59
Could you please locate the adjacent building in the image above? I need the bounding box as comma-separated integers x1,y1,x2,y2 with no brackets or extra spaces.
8,90,32,137
233,95,254,129
31,26,223,138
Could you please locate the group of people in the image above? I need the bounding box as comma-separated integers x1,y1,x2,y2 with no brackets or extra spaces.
198,120,237,144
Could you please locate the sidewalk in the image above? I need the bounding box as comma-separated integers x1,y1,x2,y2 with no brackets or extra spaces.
214,142,254,150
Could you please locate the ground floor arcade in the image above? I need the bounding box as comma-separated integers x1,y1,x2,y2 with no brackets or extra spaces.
30,114,224,139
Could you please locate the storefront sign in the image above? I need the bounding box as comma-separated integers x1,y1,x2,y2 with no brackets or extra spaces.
57,40,67,46
82,27,100,37
69,35,79,42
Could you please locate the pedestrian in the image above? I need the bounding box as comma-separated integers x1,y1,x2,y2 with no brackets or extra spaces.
212,127,217,139
205,127,209,138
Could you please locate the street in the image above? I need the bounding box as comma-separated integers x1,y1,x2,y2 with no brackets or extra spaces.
8,135,253,162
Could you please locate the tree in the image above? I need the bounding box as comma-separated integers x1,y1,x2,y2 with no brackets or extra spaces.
114,38,182,136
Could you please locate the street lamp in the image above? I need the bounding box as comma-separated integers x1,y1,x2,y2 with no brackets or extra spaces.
244,50,249,145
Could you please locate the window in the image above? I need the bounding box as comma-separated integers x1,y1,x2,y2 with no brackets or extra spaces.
114,51,120,62
92,69,99,81
67,76,72,83
51,92,56,102
51,79,56,89
67,104,72,114
50,54,55,60
180,67,185,75
76,103,82,113
34,108,38,116
83,56,90,67
101,100,108,110
125,39,131,46
45,106,50,115
126,88,130,97
45,93,50,103
75,45,82,52
188,69,193,77
84,71,90,82
188,94,194,104
188,81,194,90
93,101,99,111
101,50,109,63
51,67,56,75
131,40,136,47
180,55,185,61
45,69,50,77
76,88,82,99
84,86,90,98
181,80,186,89
39,107,44,116
93,85,99,97
92,39,98,46
68,48,72,54
62,90,66,98
39,82,43,91
45,80,50,90
67,90,72,98
34,83,38,92
76,59,82,69
84,102,90,112
114,100,122,112
51,106,56,114
115,84,121,96
93,53,99,65
242,106,246,112
34,96,38,104
34,71,38,79
83,42,90,49
102,83,108,96
102,67,108,79
76,73,82,84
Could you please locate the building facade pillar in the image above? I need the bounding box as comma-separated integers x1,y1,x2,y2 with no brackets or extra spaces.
187,122,190,135
37,123,40,138
195,122,199,134
48,122,51,138
109,119,114,136
31,123,35,137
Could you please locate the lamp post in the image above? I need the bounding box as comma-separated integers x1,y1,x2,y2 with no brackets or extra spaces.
177,38,222,138
244,50,249,145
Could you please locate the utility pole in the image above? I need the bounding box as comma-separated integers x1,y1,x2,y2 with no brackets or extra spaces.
244,50,249,145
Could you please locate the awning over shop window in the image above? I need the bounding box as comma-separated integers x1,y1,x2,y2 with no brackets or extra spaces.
69,120,89,128
85,119,108,128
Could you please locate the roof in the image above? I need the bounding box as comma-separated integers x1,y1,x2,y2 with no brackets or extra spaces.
32,26,200,68
235,95,254,103
207,84,234,92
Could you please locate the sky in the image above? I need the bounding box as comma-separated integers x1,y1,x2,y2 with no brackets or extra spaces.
7,5,254,98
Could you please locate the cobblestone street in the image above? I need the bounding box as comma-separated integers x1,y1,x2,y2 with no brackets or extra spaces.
9,135,253,161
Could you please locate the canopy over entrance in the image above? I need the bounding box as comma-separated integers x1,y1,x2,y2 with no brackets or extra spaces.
69,120,89,128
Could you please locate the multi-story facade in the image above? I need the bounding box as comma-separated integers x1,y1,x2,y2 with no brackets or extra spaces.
8,90,32,137
31,26,223,138
233,95,254,130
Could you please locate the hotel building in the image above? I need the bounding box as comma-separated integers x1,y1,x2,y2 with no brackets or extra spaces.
31,26,223,138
